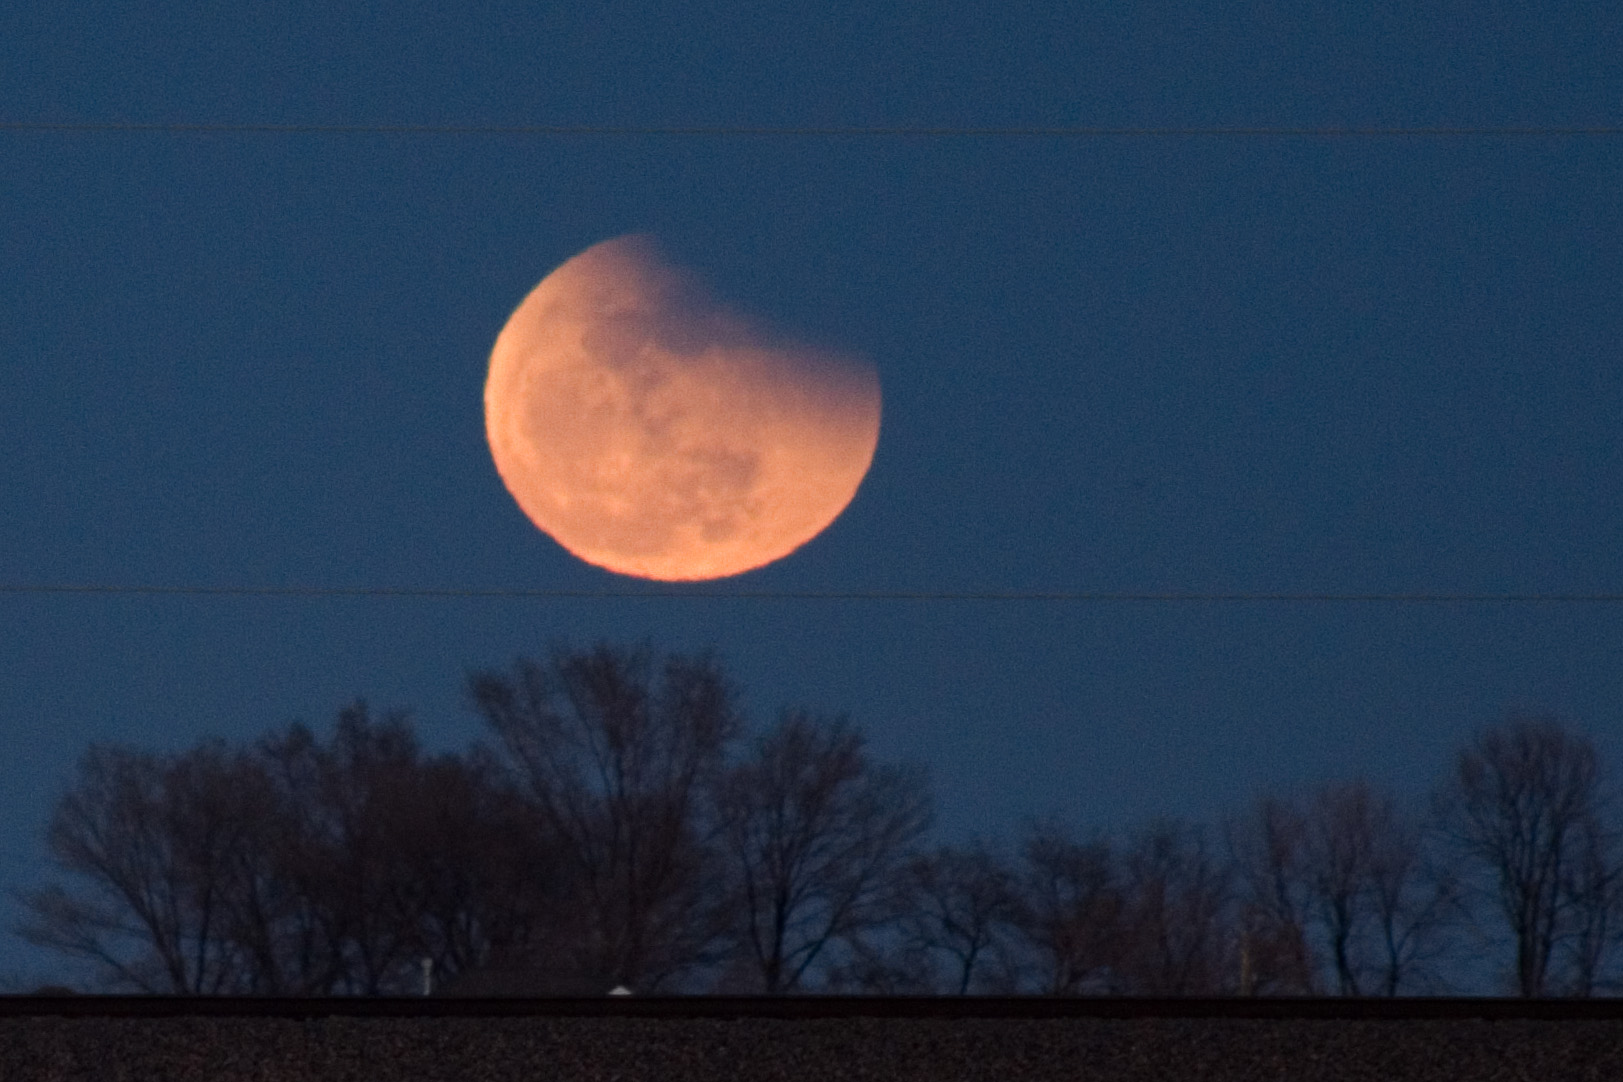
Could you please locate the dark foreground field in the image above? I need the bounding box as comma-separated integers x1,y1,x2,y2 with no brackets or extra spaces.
2,997,1621,1081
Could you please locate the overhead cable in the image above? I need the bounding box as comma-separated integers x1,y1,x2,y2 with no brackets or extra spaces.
2,121,1621,138
3,584,1623,603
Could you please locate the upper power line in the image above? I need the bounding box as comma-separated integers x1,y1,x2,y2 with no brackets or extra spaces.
3,122,1621,138
3,584,1623,603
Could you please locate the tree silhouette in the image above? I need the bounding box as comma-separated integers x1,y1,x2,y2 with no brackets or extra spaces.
1439,715,1618,996
1007,820,1123,994
1226,797,1318,994
1115,820,1234,995
716,710,931,992
20,741,264,992
896,840,1019,994
22,644,1623,998
1295,781,1458,996
469,642,740,992
20,705,547,994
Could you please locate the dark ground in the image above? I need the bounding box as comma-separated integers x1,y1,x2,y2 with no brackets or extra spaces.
2,1011,1620,1082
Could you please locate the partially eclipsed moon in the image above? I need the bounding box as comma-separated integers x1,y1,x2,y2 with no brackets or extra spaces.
485,236,881,581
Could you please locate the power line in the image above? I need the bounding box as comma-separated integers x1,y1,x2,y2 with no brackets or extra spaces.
3,584,1623,603
2,121,1621,138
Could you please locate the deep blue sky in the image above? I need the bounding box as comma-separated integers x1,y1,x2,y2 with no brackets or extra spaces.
2,2,1621,984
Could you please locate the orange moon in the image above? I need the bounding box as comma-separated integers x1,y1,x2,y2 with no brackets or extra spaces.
485,236,881,581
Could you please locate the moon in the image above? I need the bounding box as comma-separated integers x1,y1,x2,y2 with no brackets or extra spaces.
485,236,881,581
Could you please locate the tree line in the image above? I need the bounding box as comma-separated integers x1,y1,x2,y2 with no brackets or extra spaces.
16,642,1622,996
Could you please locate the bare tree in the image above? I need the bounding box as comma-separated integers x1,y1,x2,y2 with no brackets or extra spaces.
1365,824,1461,996
20,705,561,996
1115,820,1233,995
1298,784,1373,995
716,710,931,992
895,840,1019,994
390,746,564,988
469,642,740,991
1557,810,1622,996
19,742,262,992
1440,715,1614,996
1227,797,1317,994
249,703,524,995
1006,820,1123,994
1231,784,1459,997
1298,781,1460,996
255,709,416,993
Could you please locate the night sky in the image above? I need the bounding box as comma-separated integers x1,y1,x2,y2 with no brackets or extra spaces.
2,3,1621,985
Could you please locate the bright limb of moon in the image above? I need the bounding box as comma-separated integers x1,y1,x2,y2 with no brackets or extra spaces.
485,235,881,581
